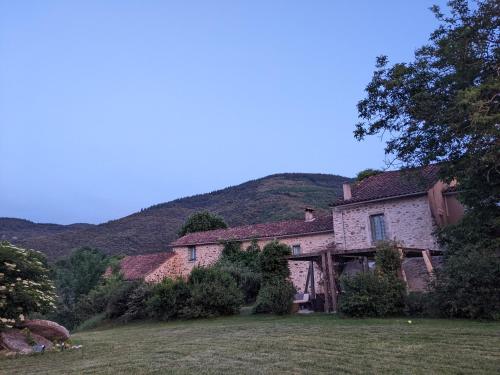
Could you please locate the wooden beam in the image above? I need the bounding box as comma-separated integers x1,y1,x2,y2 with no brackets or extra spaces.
326,250,337,312
304,262,311,294
321,252,330,313
310,261,316,299
398,247,409,293
362,256,369,272
422,250,434,275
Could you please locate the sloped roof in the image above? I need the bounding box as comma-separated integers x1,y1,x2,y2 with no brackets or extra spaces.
115,252,175,280
331,165,440,207
171,214,333,247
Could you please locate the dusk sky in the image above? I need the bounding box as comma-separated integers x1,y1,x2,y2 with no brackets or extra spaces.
1,0,447,224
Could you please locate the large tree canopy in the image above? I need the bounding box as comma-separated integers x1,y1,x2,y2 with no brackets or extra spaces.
355,0,499,208
178,211,227,237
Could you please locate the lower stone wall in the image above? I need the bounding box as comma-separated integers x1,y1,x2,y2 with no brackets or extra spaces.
169,231,335,293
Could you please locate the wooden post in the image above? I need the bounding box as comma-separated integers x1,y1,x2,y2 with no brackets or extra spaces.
398,247,409,293
362,256,369,272
422,250,434,275
304,262,311,294
310,261,316,299
321,252,330,313
326,250,337,312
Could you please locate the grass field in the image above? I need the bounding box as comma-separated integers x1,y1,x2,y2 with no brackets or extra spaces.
2,315,499,374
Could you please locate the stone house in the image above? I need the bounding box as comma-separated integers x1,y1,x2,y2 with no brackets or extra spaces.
331,164,464,252
105,252,176,282
155,210,335,292
112,165,464,305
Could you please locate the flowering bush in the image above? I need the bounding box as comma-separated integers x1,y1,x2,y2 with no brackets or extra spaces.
0,241,57,329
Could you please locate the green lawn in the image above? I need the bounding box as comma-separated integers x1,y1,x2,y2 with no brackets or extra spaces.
2,315,499,374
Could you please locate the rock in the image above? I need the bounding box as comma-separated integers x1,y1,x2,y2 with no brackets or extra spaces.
0,329,53,354
18,319,70,342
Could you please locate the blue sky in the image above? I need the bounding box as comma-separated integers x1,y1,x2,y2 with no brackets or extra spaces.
0,0,447,224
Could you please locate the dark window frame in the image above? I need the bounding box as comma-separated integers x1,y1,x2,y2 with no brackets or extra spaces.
292,244,301,255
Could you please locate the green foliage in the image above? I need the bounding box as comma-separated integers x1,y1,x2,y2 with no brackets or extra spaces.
255,241,294,315
356,169,382,182
339,242,406,317
105,281,142,320
53,247,110,305
255,278,295,315
178,211,227,237
259,241,291,283
186,267,243,318
374,241,402,278
432,208,500,320
355,0,499,209
216,240,262,303
0,241,57,328
122,283,153,322
146,278,191,321
339,272,406,317
404,292,437,317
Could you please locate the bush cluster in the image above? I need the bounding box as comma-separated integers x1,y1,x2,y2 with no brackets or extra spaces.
146,267,243,320
339,242,406,317
254,241,295,315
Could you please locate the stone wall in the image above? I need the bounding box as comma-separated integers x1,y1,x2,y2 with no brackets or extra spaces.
169,231,335,293
332,195,439,251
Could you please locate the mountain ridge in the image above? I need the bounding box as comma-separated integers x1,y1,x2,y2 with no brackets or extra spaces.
0,172,352,260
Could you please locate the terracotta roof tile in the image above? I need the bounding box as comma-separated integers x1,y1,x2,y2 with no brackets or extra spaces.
171,214,333,247
332,165,440,207
115,252,175,280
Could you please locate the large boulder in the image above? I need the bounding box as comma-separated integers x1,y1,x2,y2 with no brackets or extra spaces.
0,329,53,354
18,320,70,342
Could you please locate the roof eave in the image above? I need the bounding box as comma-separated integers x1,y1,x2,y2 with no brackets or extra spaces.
330,191,428,209
170,228,335,248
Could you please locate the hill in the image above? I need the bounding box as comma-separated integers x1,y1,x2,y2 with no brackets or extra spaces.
0,173,350,260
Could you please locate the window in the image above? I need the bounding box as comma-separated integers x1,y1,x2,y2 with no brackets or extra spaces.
292,245,301,255
370,214,387,242
188,246,196,261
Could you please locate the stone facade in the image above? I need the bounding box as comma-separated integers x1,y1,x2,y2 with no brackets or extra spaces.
332,194,439,251
167,231,334,293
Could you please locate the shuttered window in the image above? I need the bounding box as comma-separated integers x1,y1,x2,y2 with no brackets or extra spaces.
188,246,196,261
370,214,386,242
292,245,301,255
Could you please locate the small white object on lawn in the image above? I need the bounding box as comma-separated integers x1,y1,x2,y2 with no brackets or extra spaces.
408,320,412,324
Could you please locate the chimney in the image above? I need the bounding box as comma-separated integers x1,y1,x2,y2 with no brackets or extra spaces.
343,182,352,200
304,207,315,222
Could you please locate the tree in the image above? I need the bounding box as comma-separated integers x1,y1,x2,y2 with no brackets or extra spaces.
178,211,227,237
259,241,291,284
355,0,499,208
356,168,382,182
53,247,110,305
0,242,57,328
432,207,500,319
355,0,500,319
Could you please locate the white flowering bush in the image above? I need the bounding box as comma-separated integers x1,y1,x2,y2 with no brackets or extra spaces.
0,241,57,329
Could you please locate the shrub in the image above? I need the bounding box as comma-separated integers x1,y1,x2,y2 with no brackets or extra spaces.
255,278,295,315
70,274,125,326
404,292,437,317
432,208,500,320
374,241,401,278
146,278,191,321
339,242,406,317
0,242,57,328
105,281,141,320
122,282,153,322
216,240,262,304
259,241,291,283
339,272,405,317
186,267,243,318
216,261,261,304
